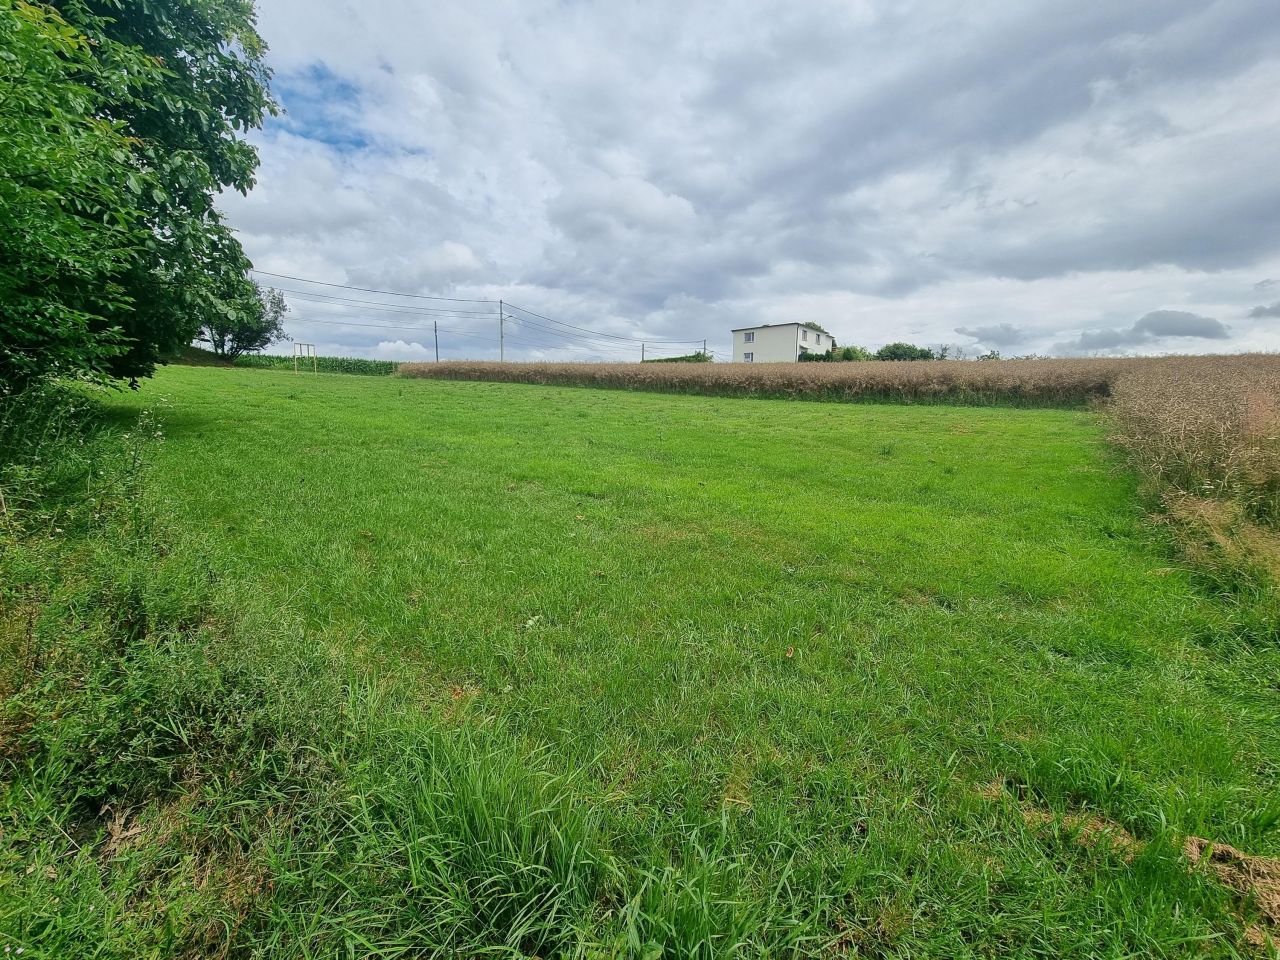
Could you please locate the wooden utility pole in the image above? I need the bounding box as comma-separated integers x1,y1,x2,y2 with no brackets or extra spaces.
641,342,645,362
499,300,504,361
702,338,707,357
434,320,439,362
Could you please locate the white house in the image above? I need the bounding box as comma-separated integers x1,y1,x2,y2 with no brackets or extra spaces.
731,323,833,362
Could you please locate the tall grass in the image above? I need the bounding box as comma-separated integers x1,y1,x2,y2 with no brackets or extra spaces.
1106,355,1280,608
0,390,828,956
1108,355,1280,526
398,357,1120,406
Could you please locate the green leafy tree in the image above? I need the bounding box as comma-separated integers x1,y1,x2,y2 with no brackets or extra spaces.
839,345,873,361
47,0,276,382
0,0,159,391
875,342,936,361
200,283,289,362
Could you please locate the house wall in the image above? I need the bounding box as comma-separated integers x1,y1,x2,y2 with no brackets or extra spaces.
733,325,796,362
732,324,831,362
798,326,831,355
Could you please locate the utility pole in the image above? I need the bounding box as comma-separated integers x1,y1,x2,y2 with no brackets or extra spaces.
499,299,504,362
702,338,707,357
433,320,439,362
641,342,645,362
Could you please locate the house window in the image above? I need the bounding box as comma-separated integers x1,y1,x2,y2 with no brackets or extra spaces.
801,329,808,341
743,352,754,362
743,331,755,343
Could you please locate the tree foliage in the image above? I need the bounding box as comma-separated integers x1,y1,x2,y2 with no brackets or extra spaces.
0,0,274,391
48,0,276,382
0,0,157,390
200,283,289,361
875,342,936,361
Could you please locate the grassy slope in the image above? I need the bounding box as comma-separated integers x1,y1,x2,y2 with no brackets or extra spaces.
110,366,1280,955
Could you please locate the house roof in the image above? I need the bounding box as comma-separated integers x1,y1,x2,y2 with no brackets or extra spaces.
729,322,821,333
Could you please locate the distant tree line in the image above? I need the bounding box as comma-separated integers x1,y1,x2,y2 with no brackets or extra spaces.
1,0,280,392
642,351,712,364
799,342,1017,362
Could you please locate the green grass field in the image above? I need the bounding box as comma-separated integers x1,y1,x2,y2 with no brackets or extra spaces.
102,364,1280,955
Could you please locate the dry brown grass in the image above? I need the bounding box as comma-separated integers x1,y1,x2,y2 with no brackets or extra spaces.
1184,836,1280,950
1107,355,1280,595
399,357,1122,407
1108,355,1280,525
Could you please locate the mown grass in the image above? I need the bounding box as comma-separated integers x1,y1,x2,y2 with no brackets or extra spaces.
404,354,1280,605
4,365,1280,956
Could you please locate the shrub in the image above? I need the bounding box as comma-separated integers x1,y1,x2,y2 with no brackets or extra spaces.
875,342,936,361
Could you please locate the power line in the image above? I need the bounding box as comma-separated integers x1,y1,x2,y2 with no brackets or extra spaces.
290,313,720,361
273,286,499,317
503,301,703,345
505,314,646,352
287,315,497,343
250,269,497,304
255,267,710,353
505,330,637,357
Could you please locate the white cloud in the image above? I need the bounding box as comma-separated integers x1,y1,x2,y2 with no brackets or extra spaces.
221,0,1280,359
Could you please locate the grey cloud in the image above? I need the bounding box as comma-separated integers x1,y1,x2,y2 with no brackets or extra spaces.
1248,302,1280,318
955,323,1026,347
1057,310,1229,354
1133,310,1230,339
220,0,1280,360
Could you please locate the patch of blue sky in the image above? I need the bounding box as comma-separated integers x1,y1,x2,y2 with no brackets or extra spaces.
270,63,370,152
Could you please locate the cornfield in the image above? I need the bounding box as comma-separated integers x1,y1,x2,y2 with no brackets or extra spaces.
400,355,1280,588
235,354,401,376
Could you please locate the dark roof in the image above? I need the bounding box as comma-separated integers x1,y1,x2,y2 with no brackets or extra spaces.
729,322,818,333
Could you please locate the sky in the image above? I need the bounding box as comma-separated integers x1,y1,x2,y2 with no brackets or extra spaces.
220,0,1280,362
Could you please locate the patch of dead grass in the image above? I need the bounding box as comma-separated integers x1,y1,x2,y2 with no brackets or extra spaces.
1185,836,1280,951
977,779,1140,861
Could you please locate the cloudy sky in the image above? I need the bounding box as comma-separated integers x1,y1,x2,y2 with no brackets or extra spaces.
221,0,1280,361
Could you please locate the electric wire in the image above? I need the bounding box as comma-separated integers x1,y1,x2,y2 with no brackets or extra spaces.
250,269,496,304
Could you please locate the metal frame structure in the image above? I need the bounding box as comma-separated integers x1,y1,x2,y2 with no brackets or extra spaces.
293,342,317,374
